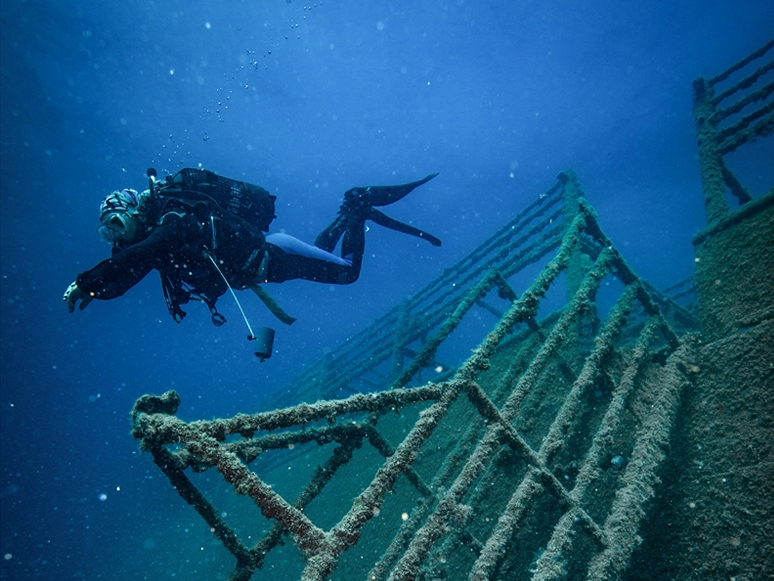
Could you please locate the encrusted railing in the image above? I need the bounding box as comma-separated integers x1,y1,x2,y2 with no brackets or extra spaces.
692,38,774,226
132,181,692,580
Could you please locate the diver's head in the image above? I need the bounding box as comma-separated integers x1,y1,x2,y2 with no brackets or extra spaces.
98,188,148,244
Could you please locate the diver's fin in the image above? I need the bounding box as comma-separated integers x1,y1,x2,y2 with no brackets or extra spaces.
360,172,439,207
367,207,442,247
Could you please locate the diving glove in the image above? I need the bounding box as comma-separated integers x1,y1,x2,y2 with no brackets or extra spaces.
63,281,94,313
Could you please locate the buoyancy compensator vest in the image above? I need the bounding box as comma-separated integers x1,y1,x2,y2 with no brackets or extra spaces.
152,168,277,324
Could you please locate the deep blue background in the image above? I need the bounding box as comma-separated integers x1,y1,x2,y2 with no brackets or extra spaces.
1,1,772,579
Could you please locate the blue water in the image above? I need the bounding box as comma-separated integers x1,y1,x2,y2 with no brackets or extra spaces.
1,1,772,579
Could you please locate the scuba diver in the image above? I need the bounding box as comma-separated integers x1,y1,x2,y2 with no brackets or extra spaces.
63,168,441,337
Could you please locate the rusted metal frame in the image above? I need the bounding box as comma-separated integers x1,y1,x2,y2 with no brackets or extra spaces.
386,277,597,581
586,345,689,581
386,420,517,581
133,383,446,444
409,181,563,306
324,198,592,383
462,254,633,580
404,227,563,355
466,468,545,581
718,110,774,155
640,280,699,330
467,268,517,323
524,319,663,581
473,207,563,278
367,410,490,581
390,300,412,379
496,247,614,424
499,227,564,280
464,381,606,545
464,380,606,539
249,438,361,571
147,445,254,571
474,298,506,319
721,162,754,204
568,317,661,506
717,97,774,143
630,282,680,351
493,266,580,383
167,421,364,473
375,200,562,366
538,282,638,467
391,263,602,579
662,275,694,296
529,507,582,581
586,221,680,351
711,59,774,105
179,427,328,559
458,211,590,383
406,189,565,316
390,270,505,391
692,77,730,225
692,189,774,246
464,382,541,465
300,382,466,581
363,425,435,498
713,78,774,124
486,320,552,409
420,204,562,308
280,186,567,404
292,223,554,397
402,221,564,349
536,468,607,547
221,423,365,466
707,38,774,86
448,378,605,580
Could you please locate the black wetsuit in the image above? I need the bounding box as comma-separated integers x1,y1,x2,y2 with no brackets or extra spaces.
75,173,439,322
76,205,361,318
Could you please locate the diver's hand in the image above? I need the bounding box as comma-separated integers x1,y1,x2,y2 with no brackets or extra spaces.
63,282,93,313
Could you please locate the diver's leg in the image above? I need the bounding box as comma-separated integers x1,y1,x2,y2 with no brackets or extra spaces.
339,213,366,280
314,212,348,253
263,235,359,285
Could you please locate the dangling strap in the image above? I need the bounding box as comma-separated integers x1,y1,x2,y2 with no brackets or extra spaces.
250,285,297,325
204,251,255,338
159,272,188,323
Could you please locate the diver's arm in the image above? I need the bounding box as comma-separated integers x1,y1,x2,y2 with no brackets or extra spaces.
75,213,199,301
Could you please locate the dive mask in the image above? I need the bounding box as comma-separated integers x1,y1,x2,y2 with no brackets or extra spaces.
98,189,142,244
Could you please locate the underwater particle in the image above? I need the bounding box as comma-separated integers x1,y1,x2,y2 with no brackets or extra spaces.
98,493,107,501
435,365,443,373
401,512,409,521
611,455,625,469
205,21,211,29
376,21,385,31
3,554,11,561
